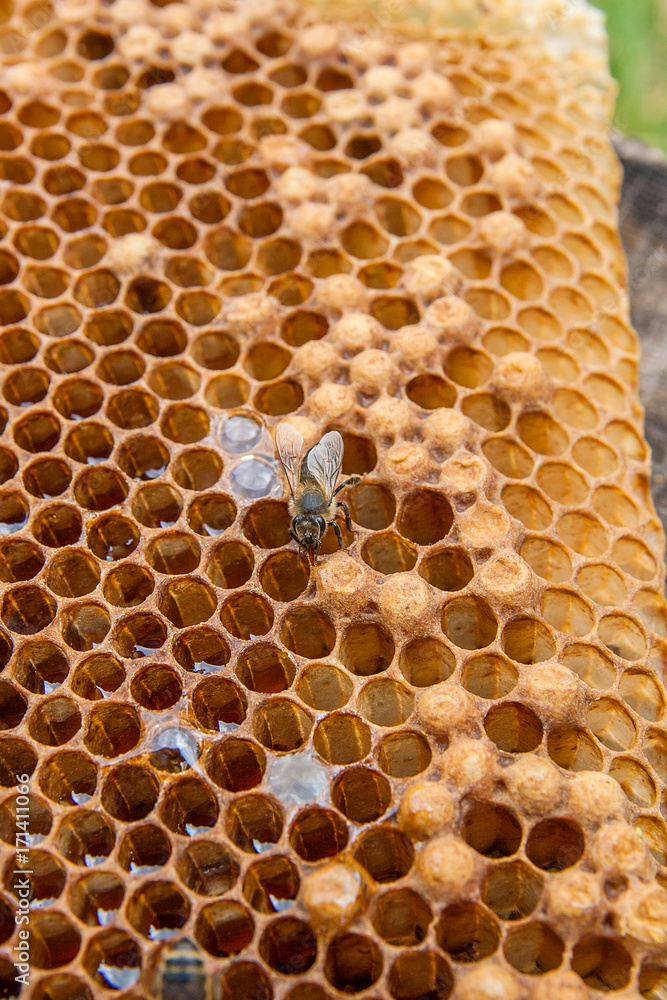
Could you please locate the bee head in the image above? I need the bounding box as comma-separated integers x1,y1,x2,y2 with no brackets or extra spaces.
293,514,326,564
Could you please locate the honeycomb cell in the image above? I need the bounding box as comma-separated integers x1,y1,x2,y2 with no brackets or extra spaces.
206,737,265,793
571,936,632,991
312,713,370,766
483,859,543,921
547,726,604,772
173,626,230,673
221,591,274,640
378,731,432,778
192,676,246,731
442,596,497,650
462,802,522,857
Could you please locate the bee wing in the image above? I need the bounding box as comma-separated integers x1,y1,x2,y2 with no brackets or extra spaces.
306,430,343,499
275,422,304,498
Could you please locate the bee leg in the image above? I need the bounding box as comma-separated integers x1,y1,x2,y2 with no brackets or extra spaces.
332,520,344,549
333,475,361,497
336,501,355,533
290,528,306,569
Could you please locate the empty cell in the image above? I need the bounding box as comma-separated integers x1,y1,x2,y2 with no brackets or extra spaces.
340,621,394,676
562,644,616,689
571,935,632,991
362,532,418,575
484,703,543,753
206,738,265,794
195,900,254,958
442,596,497,650
547,726,603,772
325,933,382,993
420,548,474,592
436,902,500,963
619,671,665,721
462,802,522,858
609,758,656,809
482,437,533,479
504,922,564,975
598,614,647,661
297,663,353,711
254,699,312,753
501,484,552,531
332,767,391,824
290,807,348,862
612,537,656,581
97,754,158,823
541,589,594,637
243,854,300,914
520,538,572,583
483,859,543,921
588,698,637,752
313,714,371,766
445,348,493,391
378,731,432,778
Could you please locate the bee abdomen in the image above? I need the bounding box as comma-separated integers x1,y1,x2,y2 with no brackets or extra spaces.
155,939,213,1000
300,489,326,513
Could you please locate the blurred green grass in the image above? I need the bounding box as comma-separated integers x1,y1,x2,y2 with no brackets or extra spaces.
592,0,667,151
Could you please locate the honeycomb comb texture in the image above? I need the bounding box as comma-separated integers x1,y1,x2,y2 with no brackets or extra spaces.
0,1,665,998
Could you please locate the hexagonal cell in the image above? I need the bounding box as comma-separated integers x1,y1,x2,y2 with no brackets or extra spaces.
296,662,353,711
236,644,296,694
126,879,191,939
160,776,219,837
372,888,432,947
226,792,283,854
118,823,171,874
442,596,497,651
340,621,394,676
281,605,336,659
192,676,247,731
206,738,265,793
221,592,274,640
462,802,522,858
388,951,453,1000
82,928,141,990
173,626,230,673
69,870,125,927
362,532,418,575
598,613,647,662
526,818,584,871
324,932,382,993
177,839,240,897
84,702,141,759
484,703,543,753
503,922,564,975
349,482,396,531
243,853,300,913
547,726,604,772
610,757,656,809
289,806,348,862
562,644,615,689
482,859,544,921
12,640,69,694
55,809,115,867
571,935,632,991
462,654,518,699
259,550,309,601
313,714,371,766
28,697,82,748
331,767,391,824
420,547,474,592
435,902,500,963
357,679,414,727
378,731,432,778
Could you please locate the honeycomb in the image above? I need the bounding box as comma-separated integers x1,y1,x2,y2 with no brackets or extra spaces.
0,0,665,997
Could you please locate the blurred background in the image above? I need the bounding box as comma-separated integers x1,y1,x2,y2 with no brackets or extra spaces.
596,0,667,543
593,0,667,151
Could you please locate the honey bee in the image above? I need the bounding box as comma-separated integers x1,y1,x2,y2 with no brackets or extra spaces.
153,938,216,1000
275,422,360,565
